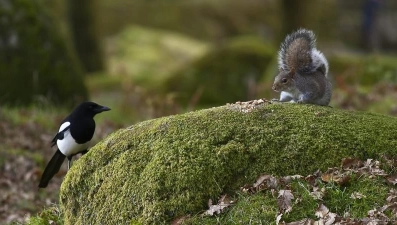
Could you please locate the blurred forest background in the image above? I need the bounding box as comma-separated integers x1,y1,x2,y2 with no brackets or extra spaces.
0,0,396,223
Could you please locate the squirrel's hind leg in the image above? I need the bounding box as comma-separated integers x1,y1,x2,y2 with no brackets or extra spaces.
298,91,319,104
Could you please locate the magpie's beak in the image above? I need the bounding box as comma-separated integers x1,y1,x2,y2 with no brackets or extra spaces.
95,105,111,113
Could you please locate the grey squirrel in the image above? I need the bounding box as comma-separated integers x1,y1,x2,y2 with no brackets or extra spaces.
272,29,332,106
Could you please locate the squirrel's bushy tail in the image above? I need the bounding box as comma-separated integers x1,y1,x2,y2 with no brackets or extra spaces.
278,28,328,77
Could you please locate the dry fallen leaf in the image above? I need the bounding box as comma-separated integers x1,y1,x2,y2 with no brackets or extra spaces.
350,192,366,200
280,218,314,225
367,208,377,217
277,190,294,213
315,203,337,225
321,170,351,185
385,202,397,218
386,174,397,185
280,175,303,186
381,156,397,169
276,213,283,225
242,174,278,194
357,159,387,177
253,174,278,191
315,203,329,219
240,184,252,193
341,157,364,170
304,170,322,187
305,175,318,187
310,187,325,200
203,194,234,216
366,206,390,223
171,215,190,225
386,190,397,203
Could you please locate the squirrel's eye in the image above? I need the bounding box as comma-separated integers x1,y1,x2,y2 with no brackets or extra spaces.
281,78,288,83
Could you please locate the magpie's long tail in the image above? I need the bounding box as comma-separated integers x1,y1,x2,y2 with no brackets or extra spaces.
38,149,66,188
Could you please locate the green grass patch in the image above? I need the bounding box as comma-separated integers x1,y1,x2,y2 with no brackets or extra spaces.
185,174,391,224
281,180,318,222
0,147,45,168
322,175,388,218
0,105,65,129
17,206,64,225
185,192,278,224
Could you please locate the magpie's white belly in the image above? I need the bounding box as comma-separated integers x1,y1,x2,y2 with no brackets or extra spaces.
57,129,90,156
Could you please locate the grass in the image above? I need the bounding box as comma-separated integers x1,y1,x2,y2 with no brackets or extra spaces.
11,206,64,225
0,105,65,130
0,148,45,168
184,173,393,224
322,175,389,218
185,192,278,224
280,180,318,222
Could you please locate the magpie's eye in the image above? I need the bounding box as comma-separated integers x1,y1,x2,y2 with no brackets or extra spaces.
281,78,288,83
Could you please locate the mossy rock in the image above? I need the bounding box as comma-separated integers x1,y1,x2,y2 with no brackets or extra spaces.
163,36,276,107
60,102,397,224
0,0,87,106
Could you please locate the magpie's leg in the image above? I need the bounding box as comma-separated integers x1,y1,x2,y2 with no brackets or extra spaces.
67,156,73,170
67,150,88,170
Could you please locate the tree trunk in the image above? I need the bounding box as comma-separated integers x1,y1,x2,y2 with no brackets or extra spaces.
67,0,103,73
280,0,313,38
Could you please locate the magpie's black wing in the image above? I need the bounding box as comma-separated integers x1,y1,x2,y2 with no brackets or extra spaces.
51,124,70,147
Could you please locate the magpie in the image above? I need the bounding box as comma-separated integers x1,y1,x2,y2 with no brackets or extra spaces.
38,101,110,188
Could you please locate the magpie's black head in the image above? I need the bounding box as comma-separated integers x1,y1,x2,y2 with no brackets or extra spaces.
74,102,111,117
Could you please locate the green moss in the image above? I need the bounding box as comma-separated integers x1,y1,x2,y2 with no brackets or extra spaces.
60,103,397,224
163,36,276,107
0,0,87,106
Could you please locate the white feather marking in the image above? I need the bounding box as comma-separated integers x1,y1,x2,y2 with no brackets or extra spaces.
59,122,70,132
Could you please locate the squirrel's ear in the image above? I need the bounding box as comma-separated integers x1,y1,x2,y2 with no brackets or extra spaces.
288,69,295,78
